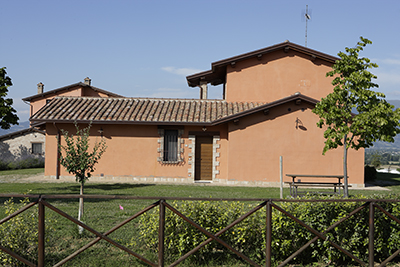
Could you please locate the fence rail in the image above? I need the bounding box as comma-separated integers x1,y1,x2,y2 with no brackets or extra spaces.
1,194,400,266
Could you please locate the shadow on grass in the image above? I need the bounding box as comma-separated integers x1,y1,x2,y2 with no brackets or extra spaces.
0,183,156,205
367,172,400,188
41,183,155,193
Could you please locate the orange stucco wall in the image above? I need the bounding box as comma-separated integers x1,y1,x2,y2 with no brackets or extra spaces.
226,101,364,185
225,50,335,103
44,106,364,186
82,87,111,97
44,123,228,181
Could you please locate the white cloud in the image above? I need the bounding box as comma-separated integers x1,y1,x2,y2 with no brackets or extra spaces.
161,66,202,76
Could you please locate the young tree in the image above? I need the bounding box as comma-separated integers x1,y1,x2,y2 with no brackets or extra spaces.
58,122,107,232
313,37,400,197
0,67,19,129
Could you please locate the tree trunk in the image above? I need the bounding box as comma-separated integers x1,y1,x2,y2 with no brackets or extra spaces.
78,182,84,234
343,134,349,198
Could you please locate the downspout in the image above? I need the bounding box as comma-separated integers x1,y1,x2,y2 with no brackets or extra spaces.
53,122,61,179
23,100,32,126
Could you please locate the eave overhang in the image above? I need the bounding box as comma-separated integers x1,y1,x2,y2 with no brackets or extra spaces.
22,82,123,102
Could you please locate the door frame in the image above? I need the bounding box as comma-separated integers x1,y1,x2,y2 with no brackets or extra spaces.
188,132,220,183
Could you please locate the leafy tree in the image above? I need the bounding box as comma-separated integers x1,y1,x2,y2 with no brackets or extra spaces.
313,37,400,197
370,153,382,168
0,67,18,129
58,122,107,232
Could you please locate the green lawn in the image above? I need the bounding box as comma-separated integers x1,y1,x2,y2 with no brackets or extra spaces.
1,169,400,266
0,172,284,266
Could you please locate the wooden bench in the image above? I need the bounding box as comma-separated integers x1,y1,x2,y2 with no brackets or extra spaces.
285,174,349,198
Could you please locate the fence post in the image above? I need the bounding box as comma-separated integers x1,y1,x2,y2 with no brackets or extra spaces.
266,200,272,267
38,198,45,267
369,202,374,267
159,200,165,267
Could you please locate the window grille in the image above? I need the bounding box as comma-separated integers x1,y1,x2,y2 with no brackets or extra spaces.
163,130,178,162
32,143,43,154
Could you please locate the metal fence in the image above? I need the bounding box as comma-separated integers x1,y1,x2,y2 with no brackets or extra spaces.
1,194,400,267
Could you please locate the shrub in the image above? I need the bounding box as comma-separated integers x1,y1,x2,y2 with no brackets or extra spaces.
135,195,400,266
134,201,266,265
0,196,56,266
0,156,44,171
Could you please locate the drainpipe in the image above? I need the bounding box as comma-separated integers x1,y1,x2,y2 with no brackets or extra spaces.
53,123,61,179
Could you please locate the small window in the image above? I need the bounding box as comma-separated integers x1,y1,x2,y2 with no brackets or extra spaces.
163,130,178,162
157,128,183,163
32,143,43,154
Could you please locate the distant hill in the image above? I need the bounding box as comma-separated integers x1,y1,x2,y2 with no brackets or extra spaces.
0,121,30,136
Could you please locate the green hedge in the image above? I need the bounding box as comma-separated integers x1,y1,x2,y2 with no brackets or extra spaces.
0,196,56,266
0,157,44,171
134,195,400,266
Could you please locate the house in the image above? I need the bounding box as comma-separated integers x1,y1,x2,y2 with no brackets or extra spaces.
0,127,45,162
26,41,365,187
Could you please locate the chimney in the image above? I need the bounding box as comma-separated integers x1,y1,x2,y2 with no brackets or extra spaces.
199,81,208,99
84,77,91,86
37,82,44,94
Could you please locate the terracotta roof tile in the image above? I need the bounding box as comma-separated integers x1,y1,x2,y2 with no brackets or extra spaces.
31,97,266,125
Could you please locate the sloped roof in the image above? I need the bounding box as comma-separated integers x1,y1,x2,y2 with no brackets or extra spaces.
30,94,318,126
22,82,123,102
0,128,45,141
186,40,339,87
30,97,266,125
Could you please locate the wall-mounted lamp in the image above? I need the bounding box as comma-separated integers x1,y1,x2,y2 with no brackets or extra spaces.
98,127,104,137
295,118,307,131
202,126,207,131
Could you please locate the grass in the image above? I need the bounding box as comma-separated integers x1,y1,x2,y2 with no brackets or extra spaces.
0,167,45,176
1,170,400,266
0,173,283,266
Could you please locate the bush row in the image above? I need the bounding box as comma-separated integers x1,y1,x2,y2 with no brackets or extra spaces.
135,195,400,266
0,196,56,266
0,156,44,170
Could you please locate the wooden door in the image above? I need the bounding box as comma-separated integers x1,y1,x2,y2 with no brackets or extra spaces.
195,136,213,181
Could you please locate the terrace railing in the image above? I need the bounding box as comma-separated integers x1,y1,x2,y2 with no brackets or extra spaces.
1,194,400,267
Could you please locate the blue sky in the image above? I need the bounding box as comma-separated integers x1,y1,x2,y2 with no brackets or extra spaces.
2,0,400,122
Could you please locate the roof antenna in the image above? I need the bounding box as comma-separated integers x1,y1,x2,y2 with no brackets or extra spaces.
302,5,311,47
